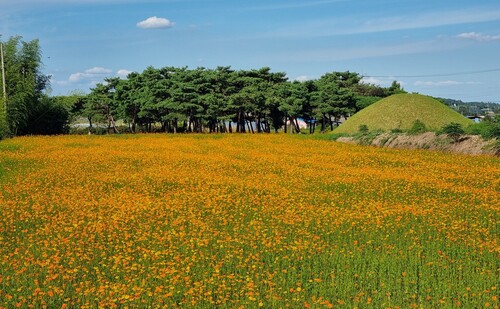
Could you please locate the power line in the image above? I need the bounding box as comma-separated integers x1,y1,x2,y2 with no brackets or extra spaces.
364,68,500,78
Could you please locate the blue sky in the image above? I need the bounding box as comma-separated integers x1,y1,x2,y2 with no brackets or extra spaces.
1,0,499,102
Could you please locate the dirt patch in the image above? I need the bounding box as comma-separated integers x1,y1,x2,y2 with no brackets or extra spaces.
337,133,498,156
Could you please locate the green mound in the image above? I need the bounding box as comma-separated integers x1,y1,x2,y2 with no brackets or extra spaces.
333,94,473,134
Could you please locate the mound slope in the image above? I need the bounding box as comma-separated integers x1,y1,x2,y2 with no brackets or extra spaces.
333,94,473,134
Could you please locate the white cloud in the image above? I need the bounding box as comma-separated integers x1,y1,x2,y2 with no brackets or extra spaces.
456,32,500,42
362,77,394,87
294,75,312,82
85,67,112,74
414,80,482,87
117,69,133,78
68,66,113,83
137,16,175,29
361,77,405,87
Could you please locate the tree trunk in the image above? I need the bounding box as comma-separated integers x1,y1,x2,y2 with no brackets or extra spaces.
246,114,254,134
109,114,119,134
294,118,301,133
88,116,93,134
236,113,241,133
131,116,136,133
241,111,246,133
239,111,246,133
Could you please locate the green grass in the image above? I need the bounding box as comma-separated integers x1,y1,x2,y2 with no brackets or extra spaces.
333,94,473,134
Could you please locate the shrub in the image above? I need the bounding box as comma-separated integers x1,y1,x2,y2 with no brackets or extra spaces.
442,122,464,143
408,119,427,135
466,116,500,139
358,124,369,134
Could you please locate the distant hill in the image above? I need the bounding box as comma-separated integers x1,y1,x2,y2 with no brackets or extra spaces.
435,97,500,116
333,93,473,134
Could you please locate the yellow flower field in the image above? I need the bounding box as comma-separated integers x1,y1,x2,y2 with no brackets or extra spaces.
0,134,498,308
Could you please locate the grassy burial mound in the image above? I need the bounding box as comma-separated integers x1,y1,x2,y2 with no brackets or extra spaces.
333,93,473,134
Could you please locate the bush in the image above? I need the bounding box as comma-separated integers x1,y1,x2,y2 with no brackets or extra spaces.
355,129,384,146
466,116,499,139
408,119,427,135
358,124,369,134
441,122,464,143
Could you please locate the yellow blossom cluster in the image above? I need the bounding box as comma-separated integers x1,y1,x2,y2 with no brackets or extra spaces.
0,134,498,308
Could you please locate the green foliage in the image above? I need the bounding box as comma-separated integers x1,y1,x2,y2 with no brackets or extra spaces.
436,97,500,116
465,115,500,139
358,124,369,133
408,119,427,135
0,106,9,139
387,80,405,95
390,128,403,133
1,36,51,136
354,129,384,145
355,96,381,110
70,67,401,135
441,122,465,142
18,96,70,135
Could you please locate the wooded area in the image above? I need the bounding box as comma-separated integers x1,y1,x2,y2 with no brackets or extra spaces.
78,66,404,134
0,36,406,137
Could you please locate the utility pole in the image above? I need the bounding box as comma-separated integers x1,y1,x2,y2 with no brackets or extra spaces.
0,42,6,113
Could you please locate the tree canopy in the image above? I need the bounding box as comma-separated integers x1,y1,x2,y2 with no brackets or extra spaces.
0,35,404,137
0,35,68,137
77,66,401,134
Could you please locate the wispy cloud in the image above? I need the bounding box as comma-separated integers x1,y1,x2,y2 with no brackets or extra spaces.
0,0,167,5
358,8,500,34
264,7,500,39
279,39,455,62
53,67,130,90
117,69,133,78
245,0,347,11
69,67,112,83
294,75,313,82
414,80,482,87
456,32,500,42
362,77,403,87
137,16,175,29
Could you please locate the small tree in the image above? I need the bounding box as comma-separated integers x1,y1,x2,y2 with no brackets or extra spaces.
408,119,427,134
442,122,464,143
358,124,369,134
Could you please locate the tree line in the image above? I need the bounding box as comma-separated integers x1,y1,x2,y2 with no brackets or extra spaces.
76,66,404,134
0,35,404,138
